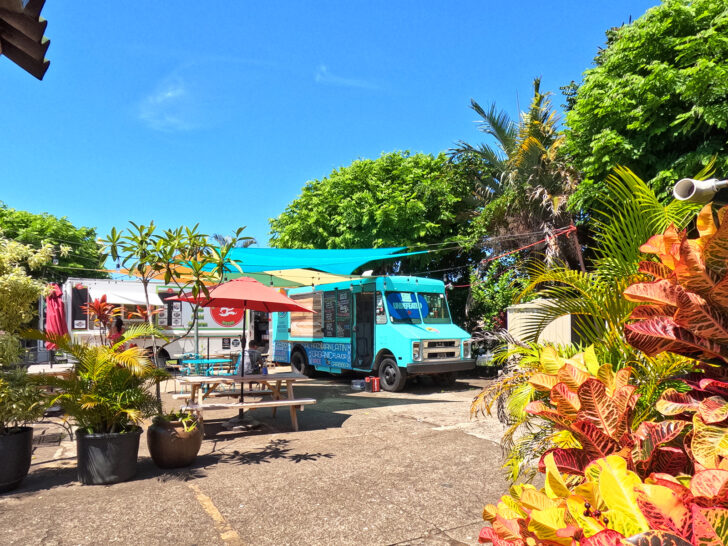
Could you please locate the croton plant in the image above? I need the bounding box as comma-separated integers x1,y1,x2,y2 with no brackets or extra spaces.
479,205,728,545
479,348,728,544
623,204,728,368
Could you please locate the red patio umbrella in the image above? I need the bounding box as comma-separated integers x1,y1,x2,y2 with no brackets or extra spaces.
172,277,314,314
44,283,68,350
172,277,314,418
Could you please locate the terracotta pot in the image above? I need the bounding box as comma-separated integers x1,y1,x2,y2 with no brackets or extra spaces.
76,427,142,485
0,426,33,493
147,420,202,469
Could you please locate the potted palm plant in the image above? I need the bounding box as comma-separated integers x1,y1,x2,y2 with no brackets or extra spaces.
39,325,167,485
147,411,202,469
0,368,47,492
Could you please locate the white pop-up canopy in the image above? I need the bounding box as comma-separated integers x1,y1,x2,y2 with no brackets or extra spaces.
84,280,164,307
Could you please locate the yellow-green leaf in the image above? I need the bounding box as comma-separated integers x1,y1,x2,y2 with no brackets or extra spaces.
520,488,558,511
527,506,570,544
692,414,728,469
540,346,564,375
583,346,600,376
589,455,650,536
597,364,616,394
530,372,559,392
543,452,571,499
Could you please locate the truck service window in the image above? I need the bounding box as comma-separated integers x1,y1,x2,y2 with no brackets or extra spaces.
385,292,422,324
420,293,451,324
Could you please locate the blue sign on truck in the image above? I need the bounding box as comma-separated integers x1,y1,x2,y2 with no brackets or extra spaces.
270,276,474,391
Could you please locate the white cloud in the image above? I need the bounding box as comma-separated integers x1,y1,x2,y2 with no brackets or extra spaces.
314,64,377,90
138,77,196,132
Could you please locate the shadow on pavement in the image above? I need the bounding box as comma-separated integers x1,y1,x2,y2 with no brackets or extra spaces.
220,439,334,465
3,465,77,497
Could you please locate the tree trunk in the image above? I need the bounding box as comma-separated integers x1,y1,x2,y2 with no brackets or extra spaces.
142,279,161,404
569,223,586,273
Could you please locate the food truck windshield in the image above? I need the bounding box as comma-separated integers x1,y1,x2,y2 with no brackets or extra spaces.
384,292,451,324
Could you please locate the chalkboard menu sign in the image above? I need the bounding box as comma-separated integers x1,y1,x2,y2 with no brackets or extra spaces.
336,291,351,337
323,291,336,337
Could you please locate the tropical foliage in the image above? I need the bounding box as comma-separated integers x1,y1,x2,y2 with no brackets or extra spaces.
478,204,728,545
466,257,529,333
624,203,728,366
35,324,168,434
0,236,52,365
480,454,728,545
103,222,251,363
451,78,581,269
482,169,701,481
477,347,728,543
565,0,728,210
81,294,120,345
0,368,48,434
0,202,106,282
513,167,702,360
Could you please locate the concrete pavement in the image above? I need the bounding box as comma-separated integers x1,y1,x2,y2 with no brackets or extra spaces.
0,372,509,545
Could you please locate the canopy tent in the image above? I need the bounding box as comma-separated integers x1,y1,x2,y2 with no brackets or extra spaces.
226,269,362,287
85,280,164,306
214,247,426,275
116,267,361,289
117,247,422,288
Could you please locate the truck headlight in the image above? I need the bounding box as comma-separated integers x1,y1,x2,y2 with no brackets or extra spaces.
412,341,421,361
462,340,472,359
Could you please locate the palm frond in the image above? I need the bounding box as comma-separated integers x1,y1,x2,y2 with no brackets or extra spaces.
470,100,517,153
109,346,154,375
592,166,701,281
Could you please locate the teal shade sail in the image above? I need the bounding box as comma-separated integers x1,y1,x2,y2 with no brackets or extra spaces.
213,247,426,275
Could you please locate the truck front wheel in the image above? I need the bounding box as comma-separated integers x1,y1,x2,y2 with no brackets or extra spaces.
379,358,407,392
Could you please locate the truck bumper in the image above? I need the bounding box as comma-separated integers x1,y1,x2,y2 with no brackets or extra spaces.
405,359,475,375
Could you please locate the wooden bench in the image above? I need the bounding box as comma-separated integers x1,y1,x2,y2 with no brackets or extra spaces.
171,389,274,400
181,398,316,432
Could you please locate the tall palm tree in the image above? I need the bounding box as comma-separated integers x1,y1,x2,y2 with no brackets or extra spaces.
451,78,581,267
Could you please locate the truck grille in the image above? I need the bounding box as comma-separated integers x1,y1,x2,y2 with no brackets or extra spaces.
422,339,459,360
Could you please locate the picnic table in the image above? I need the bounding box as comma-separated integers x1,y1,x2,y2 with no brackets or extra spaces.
176,372,315,432
179,358,232,375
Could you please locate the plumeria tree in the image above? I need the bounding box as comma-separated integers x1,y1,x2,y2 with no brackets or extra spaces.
103,223,251,361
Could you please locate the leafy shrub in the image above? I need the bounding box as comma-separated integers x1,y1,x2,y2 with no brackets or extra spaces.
0,368,47,433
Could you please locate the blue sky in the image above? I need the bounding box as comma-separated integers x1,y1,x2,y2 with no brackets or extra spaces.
1,1,659,247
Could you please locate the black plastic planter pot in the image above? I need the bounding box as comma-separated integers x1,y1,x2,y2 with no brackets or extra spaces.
76,427,142,485
0,426,33,493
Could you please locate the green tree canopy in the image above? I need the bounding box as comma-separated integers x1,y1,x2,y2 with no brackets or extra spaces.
269,151,475,252
565,0,728,209
0,203,106,282
269,151,478,325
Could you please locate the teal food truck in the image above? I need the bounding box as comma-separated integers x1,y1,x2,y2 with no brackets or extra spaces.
270,276,474,391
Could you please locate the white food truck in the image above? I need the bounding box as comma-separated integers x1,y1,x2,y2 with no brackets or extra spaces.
60,278,268,363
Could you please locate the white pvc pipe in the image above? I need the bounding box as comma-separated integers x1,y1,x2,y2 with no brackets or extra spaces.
673,178,728,203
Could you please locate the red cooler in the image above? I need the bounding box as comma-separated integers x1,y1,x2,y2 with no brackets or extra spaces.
372,377,380,392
